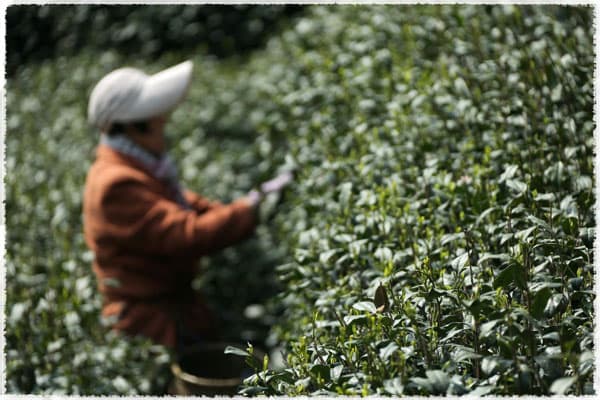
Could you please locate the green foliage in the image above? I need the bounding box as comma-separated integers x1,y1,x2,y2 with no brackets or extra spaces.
6,4,303,75
6,53,170,394
231,4,594,396
6,4,595,396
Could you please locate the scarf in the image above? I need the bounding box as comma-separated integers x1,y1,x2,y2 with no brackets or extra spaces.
100,134,191,209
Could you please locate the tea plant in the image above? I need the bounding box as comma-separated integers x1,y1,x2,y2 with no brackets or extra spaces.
234,5,595,396
5,4,594,396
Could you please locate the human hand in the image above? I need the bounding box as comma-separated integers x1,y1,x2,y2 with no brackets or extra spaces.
260,171,294,194
244,171,294,213
245,189,262,208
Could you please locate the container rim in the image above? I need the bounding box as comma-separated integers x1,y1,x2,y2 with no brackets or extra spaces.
171,342,265,388
171,362,242,387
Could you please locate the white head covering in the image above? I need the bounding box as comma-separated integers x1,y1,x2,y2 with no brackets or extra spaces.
88,60,193,132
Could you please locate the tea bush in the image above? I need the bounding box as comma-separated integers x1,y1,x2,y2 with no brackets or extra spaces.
5,4,595,396
233,5,595,396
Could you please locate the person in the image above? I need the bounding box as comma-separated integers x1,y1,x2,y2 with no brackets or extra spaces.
83,60,292,349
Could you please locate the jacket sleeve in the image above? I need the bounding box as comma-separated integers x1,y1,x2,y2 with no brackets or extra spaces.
101,179,257,258
183,189,223,213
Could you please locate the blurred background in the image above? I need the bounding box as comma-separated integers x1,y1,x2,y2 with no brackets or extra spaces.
5,4,304,395
7,5,303,75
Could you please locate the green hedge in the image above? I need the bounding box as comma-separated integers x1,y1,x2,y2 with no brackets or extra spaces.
234,5,595,396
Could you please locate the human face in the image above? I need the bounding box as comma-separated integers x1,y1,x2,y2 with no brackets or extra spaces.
126,114,169,156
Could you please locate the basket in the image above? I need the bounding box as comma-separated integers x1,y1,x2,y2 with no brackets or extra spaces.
169,342,264,396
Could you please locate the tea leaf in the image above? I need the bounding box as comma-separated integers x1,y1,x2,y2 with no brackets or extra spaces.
379,342,399,361
549,376,577,395
531,287,552,320
353,301,377,314
330,365,344,382
383,377,404,395
224,346,251,357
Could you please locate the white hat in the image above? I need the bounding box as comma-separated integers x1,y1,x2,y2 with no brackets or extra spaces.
88,60,193,131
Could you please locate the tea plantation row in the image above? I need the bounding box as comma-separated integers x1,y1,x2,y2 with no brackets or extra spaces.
232,5,595,396
6,4,595,396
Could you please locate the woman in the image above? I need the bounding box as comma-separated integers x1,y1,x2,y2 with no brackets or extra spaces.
83,60,291,348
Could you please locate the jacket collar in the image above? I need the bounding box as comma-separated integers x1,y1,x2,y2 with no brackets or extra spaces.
96,135,191,210
96,142,150,174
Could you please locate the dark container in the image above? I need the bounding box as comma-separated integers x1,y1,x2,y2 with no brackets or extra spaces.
169,342,264,396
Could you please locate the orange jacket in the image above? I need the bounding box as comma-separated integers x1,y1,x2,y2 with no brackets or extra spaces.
83,144,257,347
